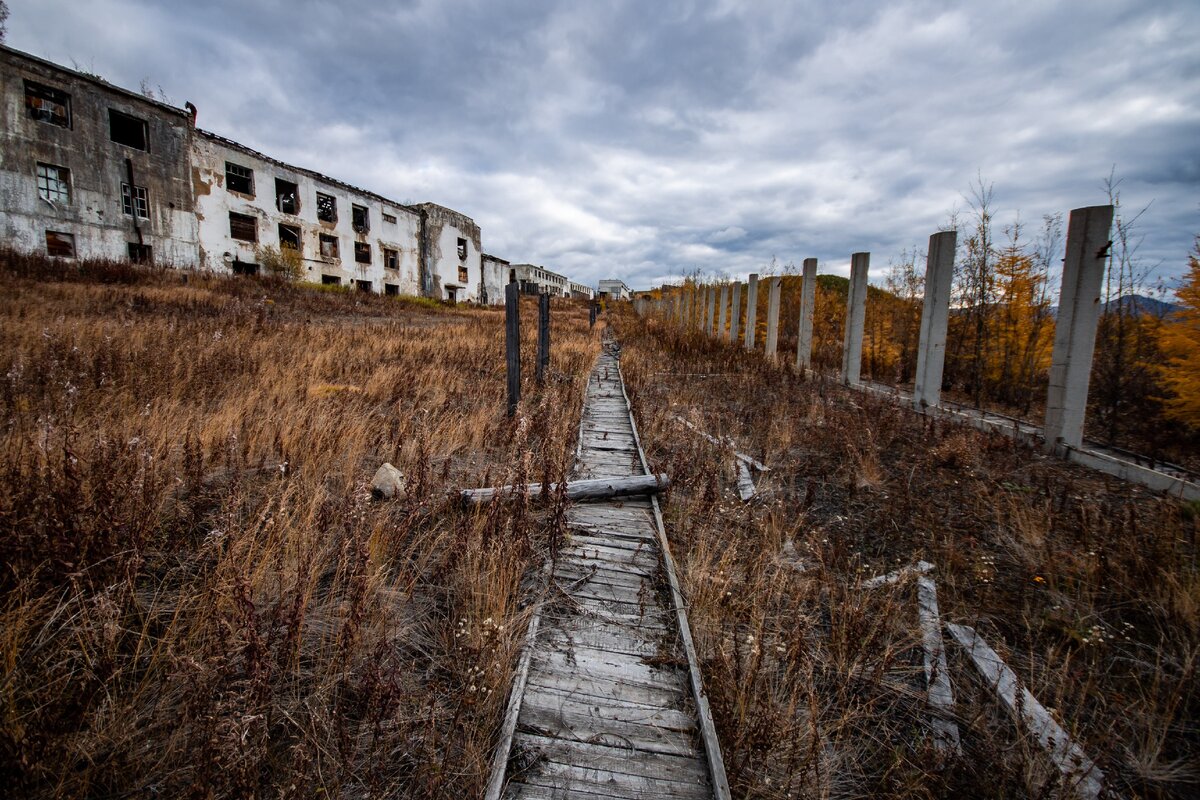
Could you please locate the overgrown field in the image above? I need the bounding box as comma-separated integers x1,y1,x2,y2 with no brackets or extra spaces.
617,310,1198,799
0,252,598,798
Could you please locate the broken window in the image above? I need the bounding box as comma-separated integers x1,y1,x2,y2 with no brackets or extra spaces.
352,204,369,233
121,183,149,219
278,223,301,253
356,279,372,293
354,241,371,264
225,162,254,195
457,237,467,260
383,247,399,270
46,231,75,257
229,211,257,242
109,109,148,150
36,163,71,203
319,233,339,259
275,178,299,214
232,260,259,276
321,274,341,286
458,265,469,284
384,283,399,296
127,243,152,264
25,80,71,127
316,192,337,223
382,212,397,224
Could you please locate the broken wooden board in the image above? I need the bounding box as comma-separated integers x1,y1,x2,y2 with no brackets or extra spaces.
488,346,728,800
461,474,669,505
916,576,961,756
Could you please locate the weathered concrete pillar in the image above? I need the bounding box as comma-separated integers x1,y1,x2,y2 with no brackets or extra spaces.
764,277,782,358
795,257,817,370
702,286,711,332
744,274,759,350
729,282,742,343
707,285,718,336
840,253,869,385
718,284,729,340
913,231,957,411
1044,205,1114,452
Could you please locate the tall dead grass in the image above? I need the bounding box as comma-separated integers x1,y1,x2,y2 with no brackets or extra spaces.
0,251,599,798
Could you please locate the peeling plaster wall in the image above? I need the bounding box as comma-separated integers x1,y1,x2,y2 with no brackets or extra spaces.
417,203,482,303
191,133,421,294
0,46,199,266
480,254,509,305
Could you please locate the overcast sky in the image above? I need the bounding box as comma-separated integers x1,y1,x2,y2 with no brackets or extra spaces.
9,0,1200,292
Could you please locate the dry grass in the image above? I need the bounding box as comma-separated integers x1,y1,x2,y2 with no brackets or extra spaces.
0,250,599,798
616,310,1198,799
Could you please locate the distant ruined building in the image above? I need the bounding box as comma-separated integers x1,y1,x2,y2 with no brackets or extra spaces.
0,44,516,303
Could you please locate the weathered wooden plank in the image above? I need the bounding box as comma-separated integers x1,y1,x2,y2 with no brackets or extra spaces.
462,474,669,505
521,691,697,732
916,576,961,756
515,733,710,783
531,648,686,689
862,560,934,589
517,761,711,799
736,461,757,502
517,704,698,758
524,671,685,708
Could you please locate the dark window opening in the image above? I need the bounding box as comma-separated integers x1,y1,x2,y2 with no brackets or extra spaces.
319,233,339,259
352,204,369,233
457,237,467,260
278,223,301,253
384,283,399,296
229,212,257,242
458,265,469,284
383,247,399,270
316,192,337,223
383,212,397,224
356,279,372,293
232,260,259,276
275,178,299,214
321,274,341,286
25,80,71,127
128,243,152,264
354,242,371,264
37,163,71,203
121,183,149,218
109,109,148,150
225,162,254,195
46,231,75,257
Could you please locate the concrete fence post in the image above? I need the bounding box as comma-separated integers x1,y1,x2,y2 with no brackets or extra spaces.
1044,205,1114,452
841,253,869,385
796,257,817,371
913,231,957,410
764,276,782,358
708,286,718,336
744,274,759,350
718,284,729,341
729,282,742,343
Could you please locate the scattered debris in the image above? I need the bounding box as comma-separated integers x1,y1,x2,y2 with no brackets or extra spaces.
862,560,934,589
916,576,961,756
736,460,757,502
460,473,670,505
370,462,406,500
672,415,769,471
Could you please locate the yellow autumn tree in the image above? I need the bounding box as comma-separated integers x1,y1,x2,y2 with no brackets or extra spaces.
987,245,1053,411
1159,240,1200,428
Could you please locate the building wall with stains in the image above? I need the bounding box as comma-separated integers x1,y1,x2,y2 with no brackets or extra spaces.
0,46,199,265
191,131,421,294
417,203,482,303
481,253,510,305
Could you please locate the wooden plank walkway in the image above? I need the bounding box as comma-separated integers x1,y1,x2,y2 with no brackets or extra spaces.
488,344,729,800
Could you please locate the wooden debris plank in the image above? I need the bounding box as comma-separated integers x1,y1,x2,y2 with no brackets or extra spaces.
517,762,710,799
520,692,697,731
736,460,757,502
916,576,961,756
516,704,698,757
862,559,934,589
523,673,686,709
515,733,710,782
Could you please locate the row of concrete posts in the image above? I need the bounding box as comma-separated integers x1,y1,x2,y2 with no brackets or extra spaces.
639,205,1115,454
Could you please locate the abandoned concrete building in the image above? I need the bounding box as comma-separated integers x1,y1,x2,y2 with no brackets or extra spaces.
1,45,488,301
569,280,595,300
597,279,633,301
511,263,570,296
481,253,511,304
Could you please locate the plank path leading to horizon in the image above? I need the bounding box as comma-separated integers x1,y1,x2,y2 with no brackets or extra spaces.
493,344,724,799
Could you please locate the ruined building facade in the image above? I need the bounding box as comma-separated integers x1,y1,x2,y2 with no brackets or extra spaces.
0,45,486,302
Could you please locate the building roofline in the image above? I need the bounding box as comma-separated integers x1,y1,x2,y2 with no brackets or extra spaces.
482,253,511,264
1,43,192,120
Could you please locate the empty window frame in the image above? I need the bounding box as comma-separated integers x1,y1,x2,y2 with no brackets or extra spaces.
121,183,149,219
229,211,257,242
316,192,337,223
321,274,341,286
354,241,371,264
36,162,71,203
382,212,397,224
278,223,301,253
351,204,369,233
109,109,148,150
275,178,299,214
128,243,152,264
383,247,399,270
458,265,469,284
25,80,71,127
232,260,259,276
384,283,399,296
225,162,254,195
457,237,467,260
319,233,339,259
46,230,75,257
356,279,372,293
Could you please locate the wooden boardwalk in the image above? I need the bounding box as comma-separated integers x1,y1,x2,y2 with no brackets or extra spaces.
488,345,729,800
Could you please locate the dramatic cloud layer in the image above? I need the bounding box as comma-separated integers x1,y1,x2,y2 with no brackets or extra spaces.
11,0,1200,291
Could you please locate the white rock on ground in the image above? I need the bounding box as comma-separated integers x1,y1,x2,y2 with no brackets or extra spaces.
371,463,406,500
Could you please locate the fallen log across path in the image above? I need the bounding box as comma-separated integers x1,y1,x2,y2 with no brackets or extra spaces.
459,473,670,505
